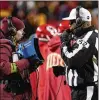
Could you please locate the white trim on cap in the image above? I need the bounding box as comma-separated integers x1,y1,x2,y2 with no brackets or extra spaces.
62,17,76,20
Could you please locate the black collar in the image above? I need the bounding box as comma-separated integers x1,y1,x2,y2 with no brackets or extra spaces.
73,25,95,37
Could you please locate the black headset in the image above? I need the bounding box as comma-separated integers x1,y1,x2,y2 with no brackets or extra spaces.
76,6,82,25
7,16,17,36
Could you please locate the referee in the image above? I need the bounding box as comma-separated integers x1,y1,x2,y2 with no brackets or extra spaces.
61,6,98,100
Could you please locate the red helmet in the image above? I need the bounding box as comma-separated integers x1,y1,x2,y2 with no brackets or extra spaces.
0,17,25,38
58,20,70,33
36,24,58,42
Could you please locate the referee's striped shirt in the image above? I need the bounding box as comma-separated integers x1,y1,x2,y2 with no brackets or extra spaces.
62,29,98,87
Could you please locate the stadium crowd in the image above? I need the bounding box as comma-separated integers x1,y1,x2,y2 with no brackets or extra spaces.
0,1,98,31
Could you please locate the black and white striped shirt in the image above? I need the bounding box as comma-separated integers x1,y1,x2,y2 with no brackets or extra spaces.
62,29,98,87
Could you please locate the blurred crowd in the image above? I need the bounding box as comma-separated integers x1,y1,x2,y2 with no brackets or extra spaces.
0,1,98,38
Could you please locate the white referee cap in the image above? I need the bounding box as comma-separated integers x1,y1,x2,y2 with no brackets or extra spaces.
62,7,92,21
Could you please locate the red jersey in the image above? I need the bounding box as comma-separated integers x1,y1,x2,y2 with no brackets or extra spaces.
43,36,71,100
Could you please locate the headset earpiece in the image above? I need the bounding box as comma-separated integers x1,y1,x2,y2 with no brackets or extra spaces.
7,16,17,36
76,6,82,25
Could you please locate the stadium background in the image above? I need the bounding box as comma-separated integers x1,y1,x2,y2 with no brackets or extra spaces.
0,1,98,38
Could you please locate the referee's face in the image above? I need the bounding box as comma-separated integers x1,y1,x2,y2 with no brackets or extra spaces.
69,20,76,30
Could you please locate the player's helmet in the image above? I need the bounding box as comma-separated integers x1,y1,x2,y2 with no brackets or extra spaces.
58,20,70,33
36,24,58,42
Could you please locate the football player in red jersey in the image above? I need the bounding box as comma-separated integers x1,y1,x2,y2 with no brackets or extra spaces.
35,24,58,100
44,20,71,100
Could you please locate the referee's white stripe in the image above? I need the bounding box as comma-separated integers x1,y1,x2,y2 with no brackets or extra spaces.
74,70,78,86
68,69,73,86
93,56,98,82
86,86,94,100
95,37,98,51
65,65,68,83
83,31,93,41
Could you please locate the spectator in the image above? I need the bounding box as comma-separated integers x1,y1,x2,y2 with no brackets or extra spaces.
23,9,38,39
36,1,49,19
0,1,13,18
92,8,98,29
0,16,42,100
